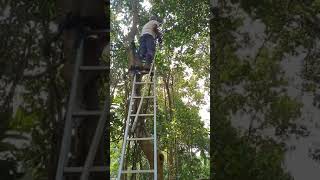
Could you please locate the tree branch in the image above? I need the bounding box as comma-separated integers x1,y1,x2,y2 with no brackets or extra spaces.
124,0,139,46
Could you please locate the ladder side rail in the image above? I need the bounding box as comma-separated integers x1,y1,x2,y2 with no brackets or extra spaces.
153,67,157,180
147,61,155,77
131,95,145,132
56,39,85,180
80,96,110,179
117,74,137,180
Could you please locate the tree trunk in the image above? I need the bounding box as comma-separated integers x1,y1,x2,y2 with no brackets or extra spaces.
163,75,175,180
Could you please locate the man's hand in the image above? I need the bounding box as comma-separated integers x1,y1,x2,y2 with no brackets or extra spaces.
153,23,163,48
157,35,163,49
157,31,163,46
158,37,162,44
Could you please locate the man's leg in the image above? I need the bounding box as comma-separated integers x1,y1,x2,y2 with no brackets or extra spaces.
138,35,147,64
144,35,156,71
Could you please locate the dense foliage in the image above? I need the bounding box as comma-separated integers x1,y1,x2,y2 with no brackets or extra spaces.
212,0,320,179
0,0,63,179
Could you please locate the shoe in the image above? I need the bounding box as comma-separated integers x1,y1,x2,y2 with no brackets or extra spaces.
135,60,142,68
129,63,142,71
143,63,151,71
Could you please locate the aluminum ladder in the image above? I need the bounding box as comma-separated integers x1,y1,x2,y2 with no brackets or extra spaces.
117,62,158,179
55,29,109,180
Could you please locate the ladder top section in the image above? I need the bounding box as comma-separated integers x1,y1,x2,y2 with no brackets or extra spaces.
130,114,154,117
127,137,154,141
121,169,155,174
134,81,154,84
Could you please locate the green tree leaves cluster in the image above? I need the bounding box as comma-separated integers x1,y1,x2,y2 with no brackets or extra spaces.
211,0,313,179
1,0,67,179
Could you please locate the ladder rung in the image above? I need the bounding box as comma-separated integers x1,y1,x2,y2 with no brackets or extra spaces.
137,70,154,74
134,82,153,84
132,96,155,99
122,169,154,174
72,111,102,117
127,137,154,141
79,66,108,71
130,114,154,117
64,166,109,173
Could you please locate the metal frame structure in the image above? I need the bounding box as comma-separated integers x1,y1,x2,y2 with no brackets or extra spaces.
55,29,109,180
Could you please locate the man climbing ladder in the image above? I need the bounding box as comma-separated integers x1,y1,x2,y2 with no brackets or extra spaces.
136,15,163,71
117,15,164,180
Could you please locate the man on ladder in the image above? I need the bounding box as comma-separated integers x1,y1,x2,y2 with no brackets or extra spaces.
136,15,163,72
117,15,164,180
